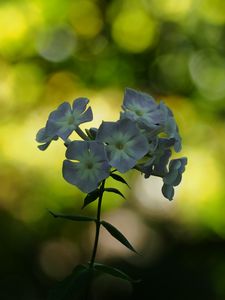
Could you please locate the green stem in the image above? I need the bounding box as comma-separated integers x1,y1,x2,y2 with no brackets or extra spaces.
75,127,89,140
85,180,105,300
89,180,105,268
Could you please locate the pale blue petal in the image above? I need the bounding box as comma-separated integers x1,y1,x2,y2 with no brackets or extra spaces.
158,102,182,152
63,160,99,193
63,159,110,193
48,102,71,121
118,119,138,136
36,127,58,150
123,88,156,112
109,150,136,173
38,141,51,151
72,97,89,113
66,141,89,160
96,122,117,142
125,135,149,159
45,119,62,136
89,142,108,162
120,111,137,122
36,127,48,143
78,106,93,123
57,126,74,140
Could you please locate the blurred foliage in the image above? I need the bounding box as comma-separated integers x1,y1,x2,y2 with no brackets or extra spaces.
0,0,225,299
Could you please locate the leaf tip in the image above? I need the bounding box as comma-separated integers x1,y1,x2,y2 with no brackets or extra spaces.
47,209,57,218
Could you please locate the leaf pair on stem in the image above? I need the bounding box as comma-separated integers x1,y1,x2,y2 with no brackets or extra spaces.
48,173,138,300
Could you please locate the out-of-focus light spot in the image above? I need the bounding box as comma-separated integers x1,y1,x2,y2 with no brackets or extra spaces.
0,4,27,46
134,175,177,218
39,239,79,280
145,0,193,21
0,62,14,112
152,52,192,92
197,24,223,48
44,71,80,102
198,0,225,25
36,0,69,24
0,2,43,57
134,145,223,228
0,62,44,118
69,0,103,38
90,36,108,55
96,209,149,259
177,148,222,220
112,9,157,53
11,63,44,106
0,117,64,171
36,26,76,62
189,49,225,100
85,88,121,128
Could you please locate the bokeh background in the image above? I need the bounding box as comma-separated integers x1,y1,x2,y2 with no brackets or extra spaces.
0,0,225,299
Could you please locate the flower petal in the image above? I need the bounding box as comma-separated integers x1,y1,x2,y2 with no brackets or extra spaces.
97,119,149,172
36,127,58,150
36,127,48,143
96,122,117,142
162,184,174,200
78,106,93,124
123,88,156,112
66,141,89,160
153,149,171,177
158,102,182,152
48,102,72,121
89,141,108,162
63,141,110,192
63,160,99,193
38,141,51,151
108,149,136,173
125,134,149,159
72,97,89,113
57,126,74,140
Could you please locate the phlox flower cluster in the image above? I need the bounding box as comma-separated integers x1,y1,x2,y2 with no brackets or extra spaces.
36,88,187,200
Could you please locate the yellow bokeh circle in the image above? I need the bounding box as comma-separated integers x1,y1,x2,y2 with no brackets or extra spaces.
112,9,157,53
69,0,103,38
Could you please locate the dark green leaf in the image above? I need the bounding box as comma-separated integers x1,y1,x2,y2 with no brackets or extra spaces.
82,189,100,209
110,173,130,188
104,188,125,199
93,263,140,283
48,210,96,222
48,264,91,300
101,221,137,253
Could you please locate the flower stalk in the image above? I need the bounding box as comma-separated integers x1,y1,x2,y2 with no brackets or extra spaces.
89,179,105,268
75,127,89,141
